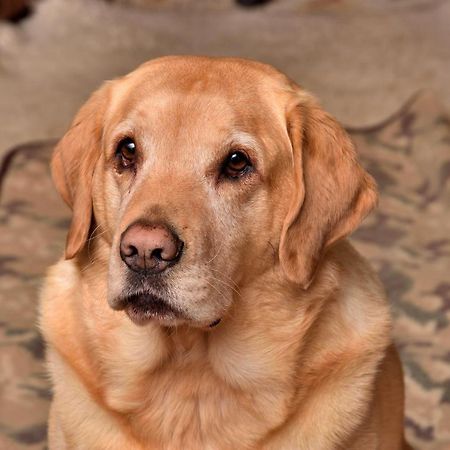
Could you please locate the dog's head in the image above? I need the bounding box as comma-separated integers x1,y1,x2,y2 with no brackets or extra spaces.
52,56,376,328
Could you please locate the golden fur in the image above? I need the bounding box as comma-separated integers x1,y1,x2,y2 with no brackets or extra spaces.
40,56,410,449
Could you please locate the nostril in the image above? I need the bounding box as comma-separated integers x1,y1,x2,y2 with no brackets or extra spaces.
150,248,164,261
124,244,138,258
160,240,184,262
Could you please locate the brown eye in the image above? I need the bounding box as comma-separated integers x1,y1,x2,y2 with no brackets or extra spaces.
116,138,136,168
222,151,252,179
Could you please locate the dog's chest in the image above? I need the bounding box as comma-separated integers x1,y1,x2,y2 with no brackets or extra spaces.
106,329,294,449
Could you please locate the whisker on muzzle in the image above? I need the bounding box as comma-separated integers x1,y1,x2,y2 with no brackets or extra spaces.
202,278,229,305
208,273,242,298
209,268,241,290
204,240,225,265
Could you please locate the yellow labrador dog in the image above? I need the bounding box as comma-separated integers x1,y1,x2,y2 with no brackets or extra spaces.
40,56,409,449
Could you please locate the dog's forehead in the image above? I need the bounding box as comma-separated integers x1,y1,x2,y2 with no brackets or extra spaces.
129,56,291,94
108,57,292,131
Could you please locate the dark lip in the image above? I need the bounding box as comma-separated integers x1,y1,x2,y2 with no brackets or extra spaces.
209,318,221,328
121,293,182,325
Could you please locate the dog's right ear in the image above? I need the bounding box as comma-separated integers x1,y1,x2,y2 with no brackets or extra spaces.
51,84,110,260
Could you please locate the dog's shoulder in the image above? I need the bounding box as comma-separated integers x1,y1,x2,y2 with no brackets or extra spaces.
39,259,81,342
330,239,391,328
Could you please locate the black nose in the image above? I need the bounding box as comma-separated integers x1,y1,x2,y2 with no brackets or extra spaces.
120,222,183,274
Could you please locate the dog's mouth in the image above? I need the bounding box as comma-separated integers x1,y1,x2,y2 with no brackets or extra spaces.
121,293,183,326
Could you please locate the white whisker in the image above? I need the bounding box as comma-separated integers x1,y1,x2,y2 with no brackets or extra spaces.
208,274,241,298
205,240,225,265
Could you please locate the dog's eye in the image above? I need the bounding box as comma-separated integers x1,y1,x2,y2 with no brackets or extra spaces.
222,151,252,179
116,138,136,168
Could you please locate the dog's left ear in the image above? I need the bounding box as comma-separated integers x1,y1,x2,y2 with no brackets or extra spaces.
51,84,110,259
279,92,377,289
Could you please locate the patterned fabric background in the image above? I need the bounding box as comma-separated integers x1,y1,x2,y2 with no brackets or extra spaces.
0,91,449,449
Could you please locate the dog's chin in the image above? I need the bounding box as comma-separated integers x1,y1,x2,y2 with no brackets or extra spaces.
112,292,182,326
112,292,222,329
126,300,179,326
126,309,185,327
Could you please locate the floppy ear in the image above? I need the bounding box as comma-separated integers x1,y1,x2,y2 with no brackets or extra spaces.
51,84,110,259
279,92,377,289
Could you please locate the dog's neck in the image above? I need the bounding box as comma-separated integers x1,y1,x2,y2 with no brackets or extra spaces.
76,243,340,385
